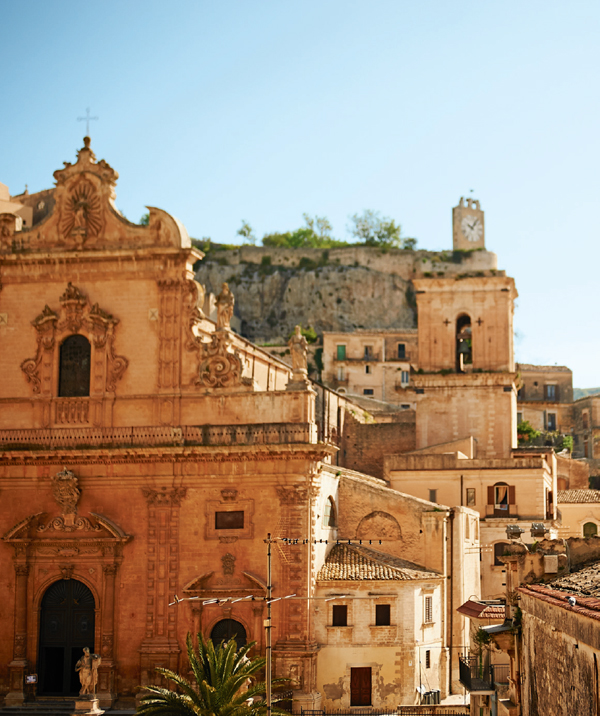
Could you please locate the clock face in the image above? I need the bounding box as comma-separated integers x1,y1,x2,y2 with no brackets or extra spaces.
461,215,483,242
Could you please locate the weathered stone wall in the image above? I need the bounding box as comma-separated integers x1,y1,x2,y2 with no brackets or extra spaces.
194,247,498,343
340,411,415,479
520,591,600,716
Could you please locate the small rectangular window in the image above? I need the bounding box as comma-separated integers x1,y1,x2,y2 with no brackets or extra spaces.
545,384,557,401
397,343,406,359
429,489,437,503
401,370,410,385
466,488,476,507
375,604,390,626
425,650,431,669
363,389,374,396
365,365,371,374
517,412,523,424
547,412,556,431
424,596,433,623
336,345,346,360
401,403,410,409
337,366,345,381
583,411,590,430
215,511,244,530
364,345,373,359
332,604,348,626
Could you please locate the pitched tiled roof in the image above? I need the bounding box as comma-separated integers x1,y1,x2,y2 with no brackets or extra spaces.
316,543,438,582
516,363,571,373
457,599,506,620
558,490,600,504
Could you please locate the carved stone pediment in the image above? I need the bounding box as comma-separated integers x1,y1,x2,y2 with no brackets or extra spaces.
182,570,266,597
20,283,128,402
1,137,191,253
3,511,131,544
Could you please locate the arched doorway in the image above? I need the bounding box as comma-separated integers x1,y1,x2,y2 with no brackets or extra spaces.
38,580,95,695
210,619,247,650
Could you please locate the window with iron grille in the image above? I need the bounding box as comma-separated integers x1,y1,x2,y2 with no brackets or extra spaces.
425,650,431,669
424,596,433,623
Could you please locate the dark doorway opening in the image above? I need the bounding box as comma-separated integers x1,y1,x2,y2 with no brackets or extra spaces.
38,580,95,696
350,667,372,706
210,619,247,650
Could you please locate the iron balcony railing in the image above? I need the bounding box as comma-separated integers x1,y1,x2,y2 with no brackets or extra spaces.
459,656,510,692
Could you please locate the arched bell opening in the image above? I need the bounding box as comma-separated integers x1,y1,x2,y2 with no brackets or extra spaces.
456,314,472,373
38,579,95,696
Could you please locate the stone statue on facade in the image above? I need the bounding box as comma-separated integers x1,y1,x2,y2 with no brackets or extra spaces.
75,647,101,696
286,325,313,391
289,325,308,373
216,283,234,330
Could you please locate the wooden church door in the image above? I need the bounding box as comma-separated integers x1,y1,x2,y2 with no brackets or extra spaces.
38,580,95,695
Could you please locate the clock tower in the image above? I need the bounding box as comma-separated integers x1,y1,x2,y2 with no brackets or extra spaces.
453,196,485,250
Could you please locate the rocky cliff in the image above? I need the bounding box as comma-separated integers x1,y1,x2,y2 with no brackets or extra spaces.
194,245,498,343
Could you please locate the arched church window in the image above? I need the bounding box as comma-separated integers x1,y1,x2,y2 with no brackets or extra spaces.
584,522,598,538
58,335,91,397
210,619,247,650
323,496,337,528
456,314,472,372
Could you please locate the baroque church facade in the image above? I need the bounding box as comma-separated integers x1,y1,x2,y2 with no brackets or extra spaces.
0,140,479,710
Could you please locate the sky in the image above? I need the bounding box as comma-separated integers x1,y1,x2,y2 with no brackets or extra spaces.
2,1,600,386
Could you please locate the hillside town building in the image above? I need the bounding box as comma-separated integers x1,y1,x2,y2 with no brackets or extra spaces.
0,140,480,710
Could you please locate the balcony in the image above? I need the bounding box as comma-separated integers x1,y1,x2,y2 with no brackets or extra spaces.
0,423,320,450
459,656,510,693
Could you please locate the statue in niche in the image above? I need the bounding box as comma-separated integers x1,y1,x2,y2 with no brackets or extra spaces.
289,325,308,373
216,283,235,330
75,646,101,696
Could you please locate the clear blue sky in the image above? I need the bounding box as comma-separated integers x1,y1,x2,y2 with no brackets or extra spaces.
3,1,600,386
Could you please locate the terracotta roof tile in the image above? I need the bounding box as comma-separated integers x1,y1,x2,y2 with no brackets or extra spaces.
516,363,572,373
457,599,506,620
558,489,600,504
316,543,438,582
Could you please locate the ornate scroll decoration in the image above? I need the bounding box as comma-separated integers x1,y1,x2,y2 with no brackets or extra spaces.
51,468,81,515
20,283,128,397
37,515,101,533
183,279,205,352
141,487,187,507
196,331,244,389
60,564,75,580
221,489,238,501
60,178,103,241
20,306,58,394
221,553,236,576
276,485,310,504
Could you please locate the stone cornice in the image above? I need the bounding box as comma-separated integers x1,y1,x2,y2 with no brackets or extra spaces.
0,442,336,466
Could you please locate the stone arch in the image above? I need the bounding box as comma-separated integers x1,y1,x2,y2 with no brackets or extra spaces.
356,511,401,540
208,617,248,650
58,334,91,397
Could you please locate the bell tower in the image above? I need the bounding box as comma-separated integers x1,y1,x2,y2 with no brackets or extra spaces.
453,197,485,250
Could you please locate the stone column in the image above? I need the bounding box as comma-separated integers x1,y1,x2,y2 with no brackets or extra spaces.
97,564,118,709
6,564,29,706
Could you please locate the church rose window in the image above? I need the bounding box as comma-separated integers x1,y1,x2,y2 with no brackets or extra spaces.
58,335,91,397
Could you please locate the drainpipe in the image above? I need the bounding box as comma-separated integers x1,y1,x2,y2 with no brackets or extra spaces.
448,508,455,695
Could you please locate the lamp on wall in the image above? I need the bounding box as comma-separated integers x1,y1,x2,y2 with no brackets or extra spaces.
505,525,525,540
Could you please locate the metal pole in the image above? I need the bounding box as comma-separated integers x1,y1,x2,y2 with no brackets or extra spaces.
266,533,272,716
